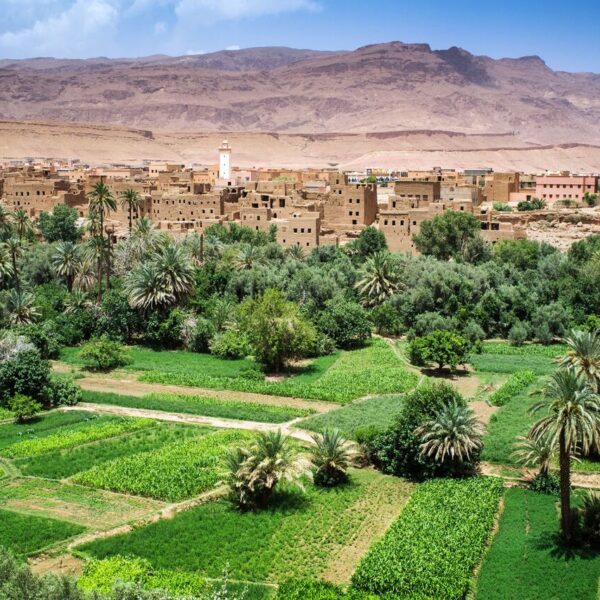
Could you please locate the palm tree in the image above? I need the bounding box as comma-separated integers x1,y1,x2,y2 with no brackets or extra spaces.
209,296,235,331
85,235,106,301
233,243,263,270
355,251,399,307
0,243,14,284
5,237,22,293
12,208,32,243
0,203,13,240
560,329,600,392
310,429,356,487
64,290,92,314
512,434,555,476
6,290,39,325
529,368,600,544
417,403,483,469
287,243,305,262
73,256,96,293
120,188,143,233
88,181,116,297
153,243,195,301
182,232,205,266
52,241,80,292
226,430,310,511
124,261,174,311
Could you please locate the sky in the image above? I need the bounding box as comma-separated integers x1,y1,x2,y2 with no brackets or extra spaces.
1,0,600,72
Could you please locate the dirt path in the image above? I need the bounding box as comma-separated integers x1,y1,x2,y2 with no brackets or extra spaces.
61,403,315,443
74,374,338,414
470,401,499,427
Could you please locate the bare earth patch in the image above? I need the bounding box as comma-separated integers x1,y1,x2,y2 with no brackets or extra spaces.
29,554,85,577
470,401,499,427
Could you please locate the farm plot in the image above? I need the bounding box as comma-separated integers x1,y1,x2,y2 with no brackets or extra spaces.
0,508,84,556
136,340,416,403
0,478,163,529
72,429,254,501
470,342,564,376
78,469,413,585
80,390,315,423
475,487,600,600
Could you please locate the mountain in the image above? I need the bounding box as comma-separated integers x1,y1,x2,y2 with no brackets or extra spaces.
1,42,600,146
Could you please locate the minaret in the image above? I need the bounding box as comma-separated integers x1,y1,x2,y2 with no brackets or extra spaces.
218,140,231,181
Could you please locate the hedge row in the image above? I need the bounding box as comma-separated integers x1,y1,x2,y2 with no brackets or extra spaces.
489,370,536,406
351,477,504,600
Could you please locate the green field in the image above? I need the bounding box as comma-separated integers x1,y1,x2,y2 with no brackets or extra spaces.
300,395,405,438
17,422,210,479
79,469,413,584
475,488,600,600
81,390,315,423
138,339,417,403
0,508,84,555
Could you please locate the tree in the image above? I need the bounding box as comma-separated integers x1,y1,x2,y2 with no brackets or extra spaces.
79,337,130,371
9,394,42,423
238,289,317,372
286,243,305,262
318,300,371,349
232,243,263,270
6,236,22,292
310,429,356,487
12,208,33,243
560,329,600,392
408,330,470,371
88,181,116,298
350,226,387,258
513,434,555,476
226,430,310,510
52,241,80,292
6,289,39,325
413,211,482,261
37,204,82,243
529,369,600,545
355,251,399,307
120,188,143,232
417,402,482,473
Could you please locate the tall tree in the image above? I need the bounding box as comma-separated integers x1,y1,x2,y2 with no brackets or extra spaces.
52,241,80,293
529,369,600,544
561,329,600,392
12,208,32,244
355,251,399,307
5,237,22,293
119,188,143,233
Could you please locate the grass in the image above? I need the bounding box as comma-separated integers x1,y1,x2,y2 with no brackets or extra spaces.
470,353,557,375
300,395,405,439
79,469,413,584
480,342,567,358
72,429,254,501
0,508,84,556
139,340,417,403
17,422,210,479
81,390,315,423
0,406,12,420
474,487,600,600
0,478,163,529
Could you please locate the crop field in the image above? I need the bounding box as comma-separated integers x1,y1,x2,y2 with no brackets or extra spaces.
72,429,254,501
475,488,600,599
81,390,315,423
0,508,85,556
79,469,413,585
470,343,561,375
300,395,405,439
138,339,417,403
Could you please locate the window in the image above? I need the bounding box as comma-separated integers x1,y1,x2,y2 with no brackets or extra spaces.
384,219,388,226
352,219,357,225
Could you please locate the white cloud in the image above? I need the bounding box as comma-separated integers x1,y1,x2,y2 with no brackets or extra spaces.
225,45,241,51
154,20,167,34
175,0,320,23
0,0,119,57
185,49,206,55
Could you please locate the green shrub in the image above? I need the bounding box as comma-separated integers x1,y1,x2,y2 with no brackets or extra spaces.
517,198,546,211
529,472,560,495
318,301,371,349
44,377,82,407
508,321,529,346
209,330,251,359
352,477,504,599
493,202,513,212
369,302,402,336
408,330,470,371
578,491,600,548
189,317,216,353
0,349,51,406
143,308,185,349
277,579,375,599
9,394,42,423
79,337,130,371
16,322,61,359
489,370,536,406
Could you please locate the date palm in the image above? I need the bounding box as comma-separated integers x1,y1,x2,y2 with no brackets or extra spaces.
182,232,205,266
560,329,600,392
512,434,555,476
286,243,305,262
310,429,356,487
5,237,22,293
85,235,106,301
355,250,399,307
529,368,600,544
12,208,32,243
0,203,13,240
6,289,39,325
233,243,263,270
52,241,80,292
124,261,174,310
0,243,14,284
154,243,195,299
417,402,483,468
73,256,96,293
88,181,116,297
120,188,143,232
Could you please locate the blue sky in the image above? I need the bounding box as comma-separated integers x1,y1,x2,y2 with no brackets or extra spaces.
1,0,599,72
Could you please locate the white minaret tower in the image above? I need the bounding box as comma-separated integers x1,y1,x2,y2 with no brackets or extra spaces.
218,139,231,181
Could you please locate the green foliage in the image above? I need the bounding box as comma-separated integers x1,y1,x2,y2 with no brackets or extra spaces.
79,337,131,371
209,329,251,359
95,288,143,342
2,416,153,458
369,301,403,335
143,308,186,349
9,393,42,423
517,197,546,211
412,210,483,261
578,490,600,547
0,348,51,406
277,580,375,599
73,429,252,501
408,329,470,370
352,477,503,599
475,488,600,600
189,317,216,352
37,204,83,243
529,472,560,495
310,429,355,487
45,376,82,406
489,370,536,406
81,390,314,423
318,300,371,349
349,226,387,258
17,321,61,359
492,202,513,212
0,509,84,556
508,321,529,346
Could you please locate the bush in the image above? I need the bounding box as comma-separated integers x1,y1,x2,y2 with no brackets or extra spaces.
369,302,402,336
144,309,185,349
10,394,42,423
408,330,470,371
579,491,600,548
37,204,82,243
95,289,143,343
493,202,513,212
517,198,546,211
529,472,560,495
209,330,250,360
508,321,529,346
352,477,504,600
16,322,61,359
489,370,536,407
189,317,216,353
318,301,371,349
44,377,82,407
53,309,96,345
277,579,376,599
0,349,51,406
79,337,130,371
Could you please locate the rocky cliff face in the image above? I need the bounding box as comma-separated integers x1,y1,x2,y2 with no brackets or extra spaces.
1,42,599,144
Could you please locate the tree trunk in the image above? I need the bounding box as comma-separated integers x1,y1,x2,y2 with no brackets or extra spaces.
559,431,572,545
129,205,132,233
97,254,103,303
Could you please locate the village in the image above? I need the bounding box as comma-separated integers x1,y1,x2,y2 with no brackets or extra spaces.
2,141,600,252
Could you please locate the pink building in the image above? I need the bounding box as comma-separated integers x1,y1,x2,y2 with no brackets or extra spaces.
535,174,598,203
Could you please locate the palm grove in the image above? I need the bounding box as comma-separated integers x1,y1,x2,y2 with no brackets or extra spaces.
0,182,599,549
